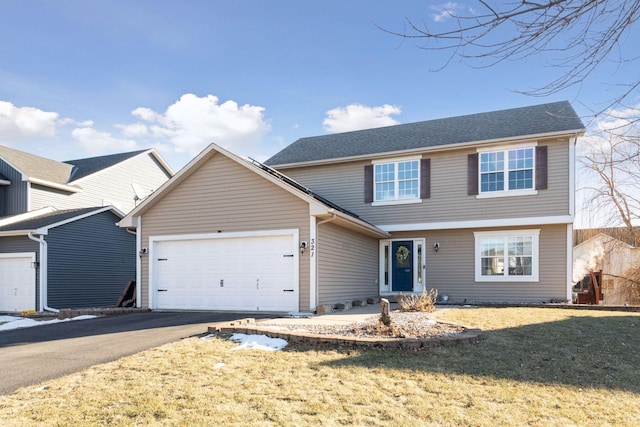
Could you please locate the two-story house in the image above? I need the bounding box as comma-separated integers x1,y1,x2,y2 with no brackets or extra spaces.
0,146,173,313
119,101,584,313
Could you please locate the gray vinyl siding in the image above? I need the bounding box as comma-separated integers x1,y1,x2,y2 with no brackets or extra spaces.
46,211,135,308
392,223,568,303
140,152,311,310
0,236,39,310
281,138,571,225
316,222,379,305
30,153,171,214
0,162,28,215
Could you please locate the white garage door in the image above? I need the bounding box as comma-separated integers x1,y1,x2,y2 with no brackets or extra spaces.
152,233,298,312
0,253,36,313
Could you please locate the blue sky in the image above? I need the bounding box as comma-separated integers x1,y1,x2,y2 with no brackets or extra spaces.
0,0,637,176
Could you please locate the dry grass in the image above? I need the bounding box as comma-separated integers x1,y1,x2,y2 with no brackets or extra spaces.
1,307,640,426
397,288,438,312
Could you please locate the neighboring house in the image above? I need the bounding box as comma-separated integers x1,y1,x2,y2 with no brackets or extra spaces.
573,232,640,305
0,145,174,216
0,146,174,313
120,101,585,313
0,206,135,313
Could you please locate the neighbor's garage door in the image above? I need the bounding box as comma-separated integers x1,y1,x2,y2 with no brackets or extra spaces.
153,234,298,312
0,253,36,312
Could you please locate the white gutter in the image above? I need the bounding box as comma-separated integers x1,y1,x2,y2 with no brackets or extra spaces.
27,232,59,313
28,177,82,193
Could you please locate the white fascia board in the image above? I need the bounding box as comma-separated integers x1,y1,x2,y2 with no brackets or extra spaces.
35,206,123,235
148,149,175,176
271,129,585,169
28,177,82,193
0,230,32,237
328,209,390,238
0,207,57,227
379,215,574,232
118,214,137,228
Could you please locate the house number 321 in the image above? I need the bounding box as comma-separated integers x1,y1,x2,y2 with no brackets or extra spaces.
310,238,315,257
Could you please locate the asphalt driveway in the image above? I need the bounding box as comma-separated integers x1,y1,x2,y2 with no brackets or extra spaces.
0,311,268,396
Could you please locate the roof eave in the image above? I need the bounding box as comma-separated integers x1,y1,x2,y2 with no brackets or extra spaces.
270,128,586,169
34,206,124,235
28,177,82,193
324,209,389,238
0,230,32,237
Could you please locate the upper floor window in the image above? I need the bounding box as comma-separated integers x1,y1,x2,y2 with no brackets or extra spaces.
374,160,419,202
480,147,534,193
469,145,546,198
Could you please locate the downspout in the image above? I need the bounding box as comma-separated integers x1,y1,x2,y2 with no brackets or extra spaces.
27,232,59,313
316,213,337,227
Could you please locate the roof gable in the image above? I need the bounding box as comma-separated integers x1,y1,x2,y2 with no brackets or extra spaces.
120,143,387,237
0,145,173,193
64,150,149,181
0,145,74,185
266,101,585,166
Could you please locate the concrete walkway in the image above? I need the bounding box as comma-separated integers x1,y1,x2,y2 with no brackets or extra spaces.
258,303,390,327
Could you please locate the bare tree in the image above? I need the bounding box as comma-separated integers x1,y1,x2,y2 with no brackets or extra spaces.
384,1,640,118
580,126,640,242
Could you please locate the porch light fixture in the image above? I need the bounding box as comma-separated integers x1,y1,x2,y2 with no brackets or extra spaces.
433,242,440,252
300,241,308,254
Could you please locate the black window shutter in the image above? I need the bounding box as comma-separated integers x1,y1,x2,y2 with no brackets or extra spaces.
535,146,548,190
467,153,479,195
420,158,431,199
364,164,374,203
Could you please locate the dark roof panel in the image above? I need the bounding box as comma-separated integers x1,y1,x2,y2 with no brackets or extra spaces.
266,101,585,166
65,150,148,181
0,207,105,231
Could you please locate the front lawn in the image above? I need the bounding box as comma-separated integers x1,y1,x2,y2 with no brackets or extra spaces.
1,307,639,426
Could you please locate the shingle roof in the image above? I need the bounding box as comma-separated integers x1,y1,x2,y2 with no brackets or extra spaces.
0,146,155,187
65,149,148,181
265,101,585,166
0,145,74,184
0,207,105,232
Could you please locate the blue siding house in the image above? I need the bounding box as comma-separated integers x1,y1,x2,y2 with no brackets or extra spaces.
0,207,135,312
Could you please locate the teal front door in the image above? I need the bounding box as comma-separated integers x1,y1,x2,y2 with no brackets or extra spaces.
392,241,413,292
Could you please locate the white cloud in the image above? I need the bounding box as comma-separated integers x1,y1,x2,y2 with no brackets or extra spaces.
0,101,61,141
117,122,149,138
323,104,401,133
127,93,270,156
430,2,462,22
593,104,640,132
71,127,139,156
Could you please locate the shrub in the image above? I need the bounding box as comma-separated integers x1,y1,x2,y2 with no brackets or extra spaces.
398,288,438,312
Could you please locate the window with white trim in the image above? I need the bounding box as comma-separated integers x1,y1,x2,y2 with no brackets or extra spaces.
374,159,419,202
474,230,540,282
480,147,534,194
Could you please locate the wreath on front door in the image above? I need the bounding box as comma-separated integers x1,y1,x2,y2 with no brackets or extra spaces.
396,245,410,262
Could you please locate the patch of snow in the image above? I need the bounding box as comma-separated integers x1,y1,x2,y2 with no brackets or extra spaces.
199,333,215,340
213,363,225,369
229,333,288,351
0,315,97,331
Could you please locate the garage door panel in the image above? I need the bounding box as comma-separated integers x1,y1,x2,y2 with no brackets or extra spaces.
153,234,298,312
